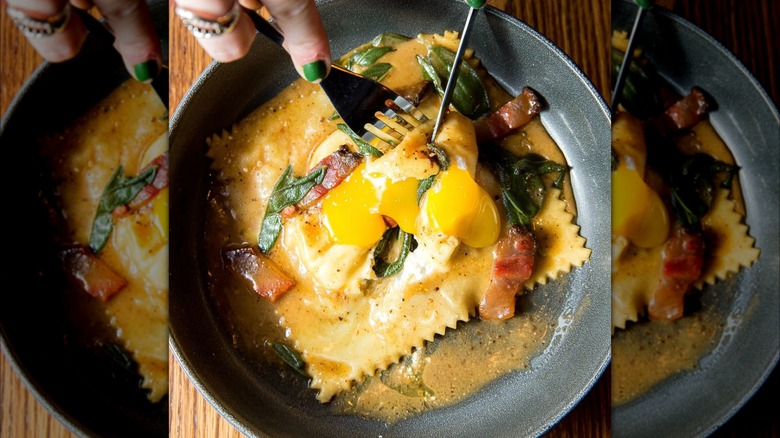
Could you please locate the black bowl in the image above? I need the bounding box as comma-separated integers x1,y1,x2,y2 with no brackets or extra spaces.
170,0,611,436
0,2,168,437
611,1,780,437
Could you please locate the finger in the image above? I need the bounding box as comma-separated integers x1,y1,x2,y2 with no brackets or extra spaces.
259,0,331,82
174,0,255,62
91,0,162,83
4,0,87,62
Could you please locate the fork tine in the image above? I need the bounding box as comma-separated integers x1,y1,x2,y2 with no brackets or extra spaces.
386,98,429,125
364,123,400,146
376,111,411,137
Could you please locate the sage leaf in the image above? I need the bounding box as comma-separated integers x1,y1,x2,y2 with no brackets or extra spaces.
373,227,416,277
426,142,449,170
417,174,436,204
372,33,411,47
272,342,309,377
89,165,157,253
258,213,283,253
361,63,393,82
426,46,490,119
345,46,394,71
480,148,567,227
337,124,383,157
417,55,444,95
258,165,326,253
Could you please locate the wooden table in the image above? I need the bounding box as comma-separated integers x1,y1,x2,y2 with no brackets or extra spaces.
1,1,777,437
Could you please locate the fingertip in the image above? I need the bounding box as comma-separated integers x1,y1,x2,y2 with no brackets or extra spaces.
130,58,161,83
299,59,329,83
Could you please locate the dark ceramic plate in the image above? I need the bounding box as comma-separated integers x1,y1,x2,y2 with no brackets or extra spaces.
170,0,610,436
612,1,780,437
0,2,168,437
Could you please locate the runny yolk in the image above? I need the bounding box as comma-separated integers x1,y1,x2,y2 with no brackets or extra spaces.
424,167,500,248
322,163,500,249
322,163,387,248
612,162,669,248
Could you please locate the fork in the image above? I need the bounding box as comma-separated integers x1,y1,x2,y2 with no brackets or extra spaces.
244,9,428,148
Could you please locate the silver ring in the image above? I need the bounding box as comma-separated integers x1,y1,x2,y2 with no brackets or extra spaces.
174,2,241,39
6,4,72,38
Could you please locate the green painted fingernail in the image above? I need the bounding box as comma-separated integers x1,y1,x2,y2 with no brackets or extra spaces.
133,60,159,83
302,60,327,82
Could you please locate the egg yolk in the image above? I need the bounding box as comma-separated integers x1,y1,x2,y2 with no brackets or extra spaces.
612,163,669,248
424,167,500,248
322,164,387,248
152,187,168,240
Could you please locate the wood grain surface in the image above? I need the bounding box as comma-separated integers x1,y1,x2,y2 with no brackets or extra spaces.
1,0,777,437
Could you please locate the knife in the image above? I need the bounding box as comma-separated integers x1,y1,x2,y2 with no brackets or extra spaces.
431,0,486,141
611,0,654,114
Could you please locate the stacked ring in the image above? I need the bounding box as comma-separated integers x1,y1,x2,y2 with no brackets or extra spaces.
174,2,241,39
6,3,72,38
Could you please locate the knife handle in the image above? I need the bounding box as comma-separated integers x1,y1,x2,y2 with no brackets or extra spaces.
466,0,487,9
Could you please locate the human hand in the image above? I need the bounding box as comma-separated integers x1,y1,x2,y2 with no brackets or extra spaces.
2,0,163,83
174,0,332,82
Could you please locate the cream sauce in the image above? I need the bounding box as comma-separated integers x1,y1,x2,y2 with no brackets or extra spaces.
205,33,582,421
611,117,748,406
40,79,169,402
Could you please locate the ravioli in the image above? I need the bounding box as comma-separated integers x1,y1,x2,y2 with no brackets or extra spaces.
207,32,589,403
40,79,169,402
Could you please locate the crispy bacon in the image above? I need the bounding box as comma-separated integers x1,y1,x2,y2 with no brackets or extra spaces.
297,146,362,209
479,225,537,320
60,246,127,301
475,87,541,142
397,81,433,106
113,153,169,218
656,87,710,134
222,246,295,302
128,152,169,210
648,225,706,320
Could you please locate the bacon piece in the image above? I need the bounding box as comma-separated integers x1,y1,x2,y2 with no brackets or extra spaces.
113,153,170,218
128,152,169,210
648,225,705,320
60,246,127,301
222,246,295,302
656,87,710,134
297,146,362,209
475,87,541,142
397,81,432,106
478,225,537,320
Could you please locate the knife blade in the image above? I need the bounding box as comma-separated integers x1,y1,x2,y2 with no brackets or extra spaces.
431,0,486,141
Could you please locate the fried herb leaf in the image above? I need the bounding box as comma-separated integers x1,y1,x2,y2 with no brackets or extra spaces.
373,227,417,277
667,153,737,230
258,165,326,253
345,46,395,71
426,142,449,170
425,46,490,119
417,175,436,204
272,342,309,377
417,55,444,95
372,32,411,47
89,165,157,253
480,148,567,227
337,123,383,157
361,63,393,82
